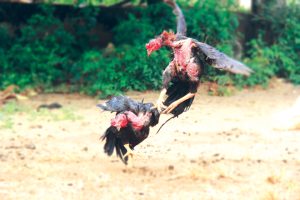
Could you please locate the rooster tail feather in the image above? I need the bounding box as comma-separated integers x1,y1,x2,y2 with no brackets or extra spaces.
101,127,117,156
115,140,129,164
164,81,194,116
101,127,129,164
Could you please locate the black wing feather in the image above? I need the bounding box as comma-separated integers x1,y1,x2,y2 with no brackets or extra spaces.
194,40,253,76
98,96,154,114
97,96,130,112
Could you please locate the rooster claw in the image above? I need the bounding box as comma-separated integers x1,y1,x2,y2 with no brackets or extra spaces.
162,102,179,114
122,144,141,167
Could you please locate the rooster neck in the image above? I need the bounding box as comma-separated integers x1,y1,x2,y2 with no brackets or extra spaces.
125,111,150,131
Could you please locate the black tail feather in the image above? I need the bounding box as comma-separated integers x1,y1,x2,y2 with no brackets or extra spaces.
101,126,130,164
101,127,117,156
164,80,194,117
115,140,128,164
115,143,123,160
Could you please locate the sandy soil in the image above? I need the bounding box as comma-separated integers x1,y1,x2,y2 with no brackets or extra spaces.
1,79,300,200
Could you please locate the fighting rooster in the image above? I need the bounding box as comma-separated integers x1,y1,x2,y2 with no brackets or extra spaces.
146,0,253,116
98,96,160,165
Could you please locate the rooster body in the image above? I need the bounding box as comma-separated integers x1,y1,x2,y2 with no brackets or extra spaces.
99,96,160,164
146,0,252,116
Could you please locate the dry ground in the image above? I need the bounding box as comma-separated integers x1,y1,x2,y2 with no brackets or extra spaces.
1,80,300,200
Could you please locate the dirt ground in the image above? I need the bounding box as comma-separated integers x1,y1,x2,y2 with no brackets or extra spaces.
1,79,300,200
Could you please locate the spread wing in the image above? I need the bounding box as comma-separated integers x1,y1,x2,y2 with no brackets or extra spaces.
98,96,153,114
98,96,131,113
164,0,187,36
194,41,253,76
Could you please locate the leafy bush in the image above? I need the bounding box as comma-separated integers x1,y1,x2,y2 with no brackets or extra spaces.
185,0,238,44
0,5,99,90
0,0,299,97
111,0,240,93
0,1,248,96
245,0,300,85
75,44,170,97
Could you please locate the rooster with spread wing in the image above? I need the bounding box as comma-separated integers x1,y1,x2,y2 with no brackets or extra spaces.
146,0,253,117
98,96,160,165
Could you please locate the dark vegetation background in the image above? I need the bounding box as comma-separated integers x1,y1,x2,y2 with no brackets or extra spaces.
0,0,299,98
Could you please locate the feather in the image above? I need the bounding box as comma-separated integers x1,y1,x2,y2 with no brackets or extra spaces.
102,127,117,156
194,41,253,76
164,80,195,116
115,140,128,164
98,96,154,115
164,0,187,36
99,96,160,165
97,96,130,112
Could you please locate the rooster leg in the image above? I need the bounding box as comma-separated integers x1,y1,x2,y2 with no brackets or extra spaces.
123,144,134,166
123,144,142,166
156,88,167,112
163,92,196,114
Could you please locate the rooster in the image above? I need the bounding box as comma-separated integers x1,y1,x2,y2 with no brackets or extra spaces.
98,96,160,165
146,0,253,116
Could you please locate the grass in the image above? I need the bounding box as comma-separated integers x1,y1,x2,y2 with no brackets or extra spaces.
0,101,27,129
0,116,14,129
0,101,82,130
30,107,82,121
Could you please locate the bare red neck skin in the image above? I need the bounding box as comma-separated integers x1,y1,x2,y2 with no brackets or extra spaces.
110,111,151,131
111,113,128,129
124,111,151,131
146,31,176,56
146,31,199,81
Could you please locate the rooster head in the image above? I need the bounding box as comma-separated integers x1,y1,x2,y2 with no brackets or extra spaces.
146,37,163,56
146,31,176,56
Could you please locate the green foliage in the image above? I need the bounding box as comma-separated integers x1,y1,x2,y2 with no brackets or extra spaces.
0,3,174,97
0,0,299,97
76,45,170,97
0,101,28,115
111,0,240,94
232,38,276,88
46,0,142,6
236,1,300,86
186,0,238,45
0,101,27,129
0,5,99,90
113,3,175,45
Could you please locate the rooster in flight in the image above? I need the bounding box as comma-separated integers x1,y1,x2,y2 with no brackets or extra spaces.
98,96,160,165
146,0,253,117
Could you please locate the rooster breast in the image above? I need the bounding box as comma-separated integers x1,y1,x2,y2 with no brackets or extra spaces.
172,38,195,70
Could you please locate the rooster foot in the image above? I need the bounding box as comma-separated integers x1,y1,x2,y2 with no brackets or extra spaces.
123,144,134,166
123,144,141,167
